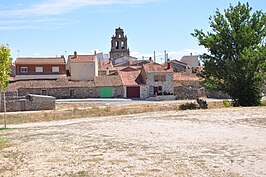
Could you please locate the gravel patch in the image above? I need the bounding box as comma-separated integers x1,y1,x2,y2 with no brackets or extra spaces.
0,107,265,177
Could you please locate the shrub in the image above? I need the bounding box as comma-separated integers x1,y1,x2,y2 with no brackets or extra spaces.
260,101,266,106
223,100,232,107
196,98,208,109
179,103,198,110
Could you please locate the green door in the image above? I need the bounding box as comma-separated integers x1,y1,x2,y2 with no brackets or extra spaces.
100,87,113,98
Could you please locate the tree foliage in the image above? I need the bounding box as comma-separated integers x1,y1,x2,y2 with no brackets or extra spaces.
192,2,266,106
0,44,12,128
0,44,12,92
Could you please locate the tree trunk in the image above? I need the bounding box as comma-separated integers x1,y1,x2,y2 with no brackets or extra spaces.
0,89,1,112
3,91,6,128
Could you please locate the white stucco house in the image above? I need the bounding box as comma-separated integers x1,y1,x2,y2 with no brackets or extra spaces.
67,51,98,81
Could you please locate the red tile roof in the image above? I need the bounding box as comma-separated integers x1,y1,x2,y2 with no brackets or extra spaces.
6,79,94,91
128,60,152,66
16,57,66,65
142,62,173,73
6,76,123,91
94,75,123,87
174,73,201,81
170,60,188,66
69,55,96,63
98,61,114,70
119,70,141,86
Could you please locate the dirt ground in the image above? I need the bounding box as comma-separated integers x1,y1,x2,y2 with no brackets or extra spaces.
0,107,265,177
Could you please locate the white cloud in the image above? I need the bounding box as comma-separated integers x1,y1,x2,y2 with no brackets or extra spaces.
0,18,61,25
0,0,160,17
0,18,73,30
0,25,37,30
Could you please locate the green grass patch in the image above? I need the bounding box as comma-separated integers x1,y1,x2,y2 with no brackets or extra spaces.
223,100,232,107
0,128,8,131
0,138,7,149
260,100,266,106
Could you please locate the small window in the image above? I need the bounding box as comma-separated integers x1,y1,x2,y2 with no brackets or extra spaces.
52,67,59,72
154,75,166,82
158,86,162,91
161,75,166,81
36,67,43,72
70,90,75,97
20,67,28,73
154,75,159,82
41,90,47,95
158,86,163,95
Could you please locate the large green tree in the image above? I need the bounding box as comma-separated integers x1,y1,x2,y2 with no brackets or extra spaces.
192,2,266,106
0,44,12,128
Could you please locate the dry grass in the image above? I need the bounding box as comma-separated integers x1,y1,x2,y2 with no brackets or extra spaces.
55,103,105,110
0,102,183,124
0,100,263,125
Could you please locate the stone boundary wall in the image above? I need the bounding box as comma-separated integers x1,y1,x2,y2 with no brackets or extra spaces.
145,95,176,101
174,81,205,99
17,86,124,99
0,94,55,112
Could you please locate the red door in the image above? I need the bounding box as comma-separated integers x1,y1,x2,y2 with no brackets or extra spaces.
154,87,158,96
126,87,140,98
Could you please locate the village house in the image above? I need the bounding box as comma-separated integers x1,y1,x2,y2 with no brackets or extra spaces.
140,62,174,98
169,60,188,72
173,72,205,99
67,51,98,81
6,75,124,99
180,53,201,68
15,56,66,80
118,62,174,99
118,67,143,98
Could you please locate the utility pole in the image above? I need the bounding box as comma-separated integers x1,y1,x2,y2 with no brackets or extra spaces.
164,50,167,64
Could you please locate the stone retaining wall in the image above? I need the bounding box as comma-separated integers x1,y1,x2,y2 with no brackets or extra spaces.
174,81,205,99
17,86,124,99
145,95,176,101
0,94,55,112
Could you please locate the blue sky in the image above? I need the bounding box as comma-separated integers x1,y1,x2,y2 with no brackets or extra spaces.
0,0,265,62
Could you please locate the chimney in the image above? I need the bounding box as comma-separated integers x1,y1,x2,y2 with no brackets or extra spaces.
74,51,77,58
61,55,64,58
167,62,171,70
190,53,192,56
106,67,110,75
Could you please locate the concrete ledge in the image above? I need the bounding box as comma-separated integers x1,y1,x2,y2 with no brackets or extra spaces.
145,95,176,101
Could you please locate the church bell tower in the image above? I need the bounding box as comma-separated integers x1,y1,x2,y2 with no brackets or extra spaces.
110,27,130,64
